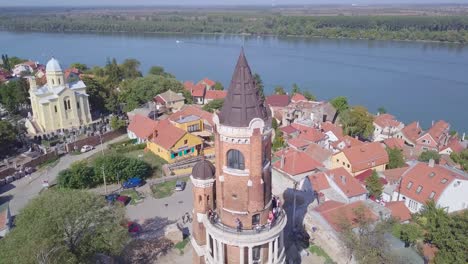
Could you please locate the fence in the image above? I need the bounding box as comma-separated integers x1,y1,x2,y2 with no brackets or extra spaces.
65,128,126,153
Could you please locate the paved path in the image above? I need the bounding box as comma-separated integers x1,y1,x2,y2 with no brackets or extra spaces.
0,135,128,216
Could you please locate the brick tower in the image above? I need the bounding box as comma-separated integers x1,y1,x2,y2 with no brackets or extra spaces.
190,49,286,264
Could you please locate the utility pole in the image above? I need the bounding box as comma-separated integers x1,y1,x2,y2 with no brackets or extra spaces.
99,133,107,194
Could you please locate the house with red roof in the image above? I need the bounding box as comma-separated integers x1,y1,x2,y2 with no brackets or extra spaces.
396,121,422,147
153,90,185,111
279,125,299,138
292,123,327,146
332,142,389,176
204,90,227,103
291,93,307,103
415,120,450,152
439,136,465,155
272,148,322,181
329,135,364,153
168,105,214,133
64,68,81,81
127,114,159,143
392,161,468,213
198,78,216,89
146,119,203,163
304,143,333,168
185,78,225,105
373,114,404,142
265,94,290,108
385,201,412,223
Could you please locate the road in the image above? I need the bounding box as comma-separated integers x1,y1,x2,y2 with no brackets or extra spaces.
0,135,127,216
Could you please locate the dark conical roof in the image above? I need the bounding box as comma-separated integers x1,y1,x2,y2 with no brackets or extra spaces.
218,49,269,127
192,159,216,180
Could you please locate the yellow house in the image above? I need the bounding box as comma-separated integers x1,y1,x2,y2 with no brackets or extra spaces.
331,142,389,176
146,120,203,163
28,58,92,134
171,114,204,133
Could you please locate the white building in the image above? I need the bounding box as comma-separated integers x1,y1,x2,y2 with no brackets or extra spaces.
373,114,404,142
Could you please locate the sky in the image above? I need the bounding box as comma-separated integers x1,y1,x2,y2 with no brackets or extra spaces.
4,0,468,7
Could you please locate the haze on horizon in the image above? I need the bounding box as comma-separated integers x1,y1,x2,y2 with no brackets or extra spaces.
5,0,468,7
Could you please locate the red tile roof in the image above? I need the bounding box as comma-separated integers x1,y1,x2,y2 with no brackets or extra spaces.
331,135,364,150
205,90,227,100
341,142,389,173
398,162,465,204
273,148,322,176
127,114,159,140
355,169,388,185
373,114,402,128
401,121,422,143
383,138,405,150
292,123,326,143
288,138,310,149
308,172,330,192
386,201,412,222
280,125,299,135
64,68,81,80
191,84,206,97
315,201,378,231
291,93,307,102
151,119,187,150
321,122,343,138
169,105,214,126
327,167,367,198
304,143,333,164
381,167,409,185
199,78,216,87
425,120,450,143
265,94,290,107
184,81,194,90
440,137,464,153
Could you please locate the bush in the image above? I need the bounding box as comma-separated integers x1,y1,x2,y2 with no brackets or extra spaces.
93,154,151,184
418,150,441,164
57,161,97,189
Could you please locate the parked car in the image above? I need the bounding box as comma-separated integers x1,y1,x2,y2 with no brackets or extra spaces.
105,193,119,204
116,195,131,206
80,145,94,153
122,178,143,189
175,180,186,191
127,221,141,233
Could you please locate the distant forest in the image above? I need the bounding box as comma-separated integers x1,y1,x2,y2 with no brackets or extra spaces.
1,13,468,43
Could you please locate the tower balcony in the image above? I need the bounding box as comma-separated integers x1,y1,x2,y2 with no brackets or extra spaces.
203,209,287,247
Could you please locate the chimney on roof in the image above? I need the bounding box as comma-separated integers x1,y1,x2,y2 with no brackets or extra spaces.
416,122,419,129
432,120,434,126
428,159,435,168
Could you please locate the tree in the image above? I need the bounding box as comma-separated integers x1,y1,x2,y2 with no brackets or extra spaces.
119,58,142,79
57,161,96,189
253,73,265,100
451,149,468,171
202,99,224,113
93,154,151,184
340,106,374,139
1,54,11,71
272,129,285,151
214,81,224,90
291,83,300,94
0,78,30,113
272,118,279,130
0,120,18,158
0,189,128,263
377,107,387,114
386,147,406,169
398,223,423,247
81,76,108,113
110,116,126,130
274,86,286,95
365,170,383,199
330,96,349,114
303,90,317,101
148,66,175,78
70,63,88,72
418,150,441,164
105,58,123,86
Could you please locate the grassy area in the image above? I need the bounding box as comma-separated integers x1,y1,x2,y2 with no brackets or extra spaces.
174,238,190,255
120,189,144,205
151,177,188,199
309,245,335,264
37,156,60,170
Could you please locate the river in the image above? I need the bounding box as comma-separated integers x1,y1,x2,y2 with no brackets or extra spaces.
1,31,467,132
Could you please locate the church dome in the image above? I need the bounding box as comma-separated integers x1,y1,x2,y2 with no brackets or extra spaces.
46,58,62,72
192,159,216,180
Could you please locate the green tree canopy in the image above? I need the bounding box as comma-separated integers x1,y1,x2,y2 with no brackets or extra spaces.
202,99,224,113
110,116,127,130
119,58,142,80
70,63,88,72
399,223,423,247
291,83,300,94
340,106,375,139
386,147,406,169
274,86,286,95
81,76,109,113
365,170,383,199
0,189,128,263
0,120,18,158
303,90,317,101
450,149,468,171
253,73,265,100
377,107,387,114
418,150,441,164
0,78,29,113
214,81,224,91
330,96,349,113
272,129,285,151
57,161,97,189
93,154,151,184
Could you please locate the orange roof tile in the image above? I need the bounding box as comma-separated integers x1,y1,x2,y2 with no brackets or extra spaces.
205,90,227,100
327,167,367,198
402,121,422,143
265,94,290,107
280,125,299,135
373,114,402,128
291,93,307,102
383,138,405,150
288,137,310,149
292,123,326,143
386,201,412,222
315,201,378,231
127,114,159,140
184,81,194,90
273,148,322,176
426,120,450,143
399,162,466,204
440,137,465,153
151,120,187,150
191,84,206,97
341,142,389,173
321,121,343,138
382,167,409,185
169,105,214,126
308,172,330,192
199,78,216,87
304,143,333,164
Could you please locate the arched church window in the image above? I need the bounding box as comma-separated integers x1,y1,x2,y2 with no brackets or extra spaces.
198,195,202,205
227,149,245,170
52,79,55,85
58,78,61,85
67,100,71,110
64,100,68,110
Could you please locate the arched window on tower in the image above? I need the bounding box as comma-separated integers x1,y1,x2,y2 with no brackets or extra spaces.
64,100,68,110
227,149,245,170
58,78,61,85
52,79,55,85
67,100,71,110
